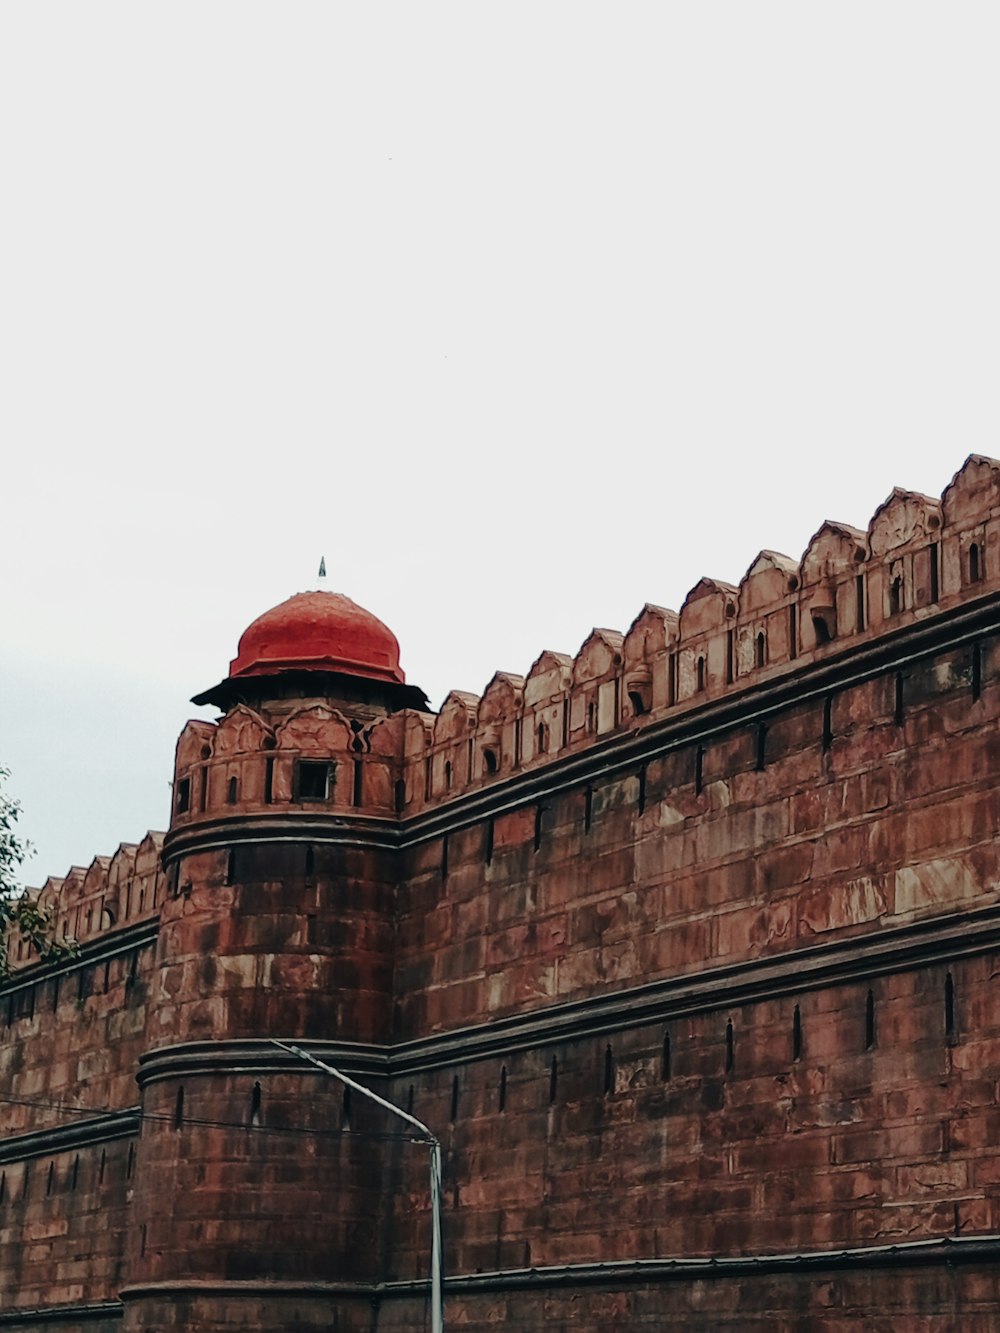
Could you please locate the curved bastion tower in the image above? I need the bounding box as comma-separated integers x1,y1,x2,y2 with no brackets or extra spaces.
125,589,430,1331
8,456,1000,1330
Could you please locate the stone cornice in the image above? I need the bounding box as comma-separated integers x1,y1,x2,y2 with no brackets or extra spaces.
0,1108,139,1165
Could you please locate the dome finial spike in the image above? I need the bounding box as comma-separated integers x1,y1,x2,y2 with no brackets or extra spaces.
318,556,327,581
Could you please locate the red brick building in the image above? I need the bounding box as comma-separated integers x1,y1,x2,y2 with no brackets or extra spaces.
5,454,1000,1330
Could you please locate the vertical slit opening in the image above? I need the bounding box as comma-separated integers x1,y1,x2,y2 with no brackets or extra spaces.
894,671,904,725
498,1065,507,1113
695,746,704,796
855,574,866,632
755,723,767,771
929,542,940,603
865,989,876,1050
263,757,274,805
395,779,406,813
353,759,363,806
584,786,593,833
250,1080,262,1127
341,1085,352,1127
668,651,678,705
174,1087,185,1130
792,1005,802,1062
945,972,955,1041
549,1056,558,1105
638,764,647,815
485,818,494,865
696,656,706,693
726,630,734,684
755,632,766,670
441,834,449,880
226,848,236,885
970,542,982,583
603,1044,614,1095
788,603,798,659
661,1030,671,1081
450,1075,459,1122
534,804,544,853
725,1019,734,1073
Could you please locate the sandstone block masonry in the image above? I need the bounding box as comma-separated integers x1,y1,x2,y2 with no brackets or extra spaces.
4,454,1000,1329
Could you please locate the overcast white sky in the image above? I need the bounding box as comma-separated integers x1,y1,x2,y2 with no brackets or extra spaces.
2,3,998,881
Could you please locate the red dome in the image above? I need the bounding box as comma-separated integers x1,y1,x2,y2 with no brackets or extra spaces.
228,591,405,686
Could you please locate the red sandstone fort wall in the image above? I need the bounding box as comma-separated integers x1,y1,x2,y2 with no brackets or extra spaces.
3,455,1000,1328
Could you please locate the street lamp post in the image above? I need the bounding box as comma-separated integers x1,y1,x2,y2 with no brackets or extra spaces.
271,1039,444,1333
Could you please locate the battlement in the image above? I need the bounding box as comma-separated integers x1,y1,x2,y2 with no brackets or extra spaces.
165,455,1000,829
16,832,167,968
404,453,1000,811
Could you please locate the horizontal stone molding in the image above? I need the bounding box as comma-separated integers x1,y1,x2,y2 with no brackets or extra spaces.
137,1040,389,1088
0,1301,122,1325
119,1279,373,1300
382,1233,1000,1296
116,1234,1000,1305
161,811,401,865
0,1107,140,1165
136,899,1000,1086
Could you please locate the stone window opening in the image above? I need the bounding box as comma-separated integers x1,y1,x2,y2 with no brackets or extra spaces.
788,604,798,659
250,1081,262,1128
929,542,940,603
483,747,499,776
444,759,453,789
696,656,706,693
627,687,650,718
865,989,876,1050
174,1086,185,1130
889,575,903,616
603,1044,614,1096
296,759,333,802
792,1005,802,1062
450,1075,459,1122
587,700,597,733
549,1056,558,1105
725,1019,735,1073
695,745,705,796
175,777,191,814
661,1030,671,1081
341,1085,352,1128
227,776,238,805
637,764,647,815
970,542,983,584
537,722,549,754
755,631,767,670
394,779,407,813
855,575,866,632
811,610,834,645
498,1065,507,1113
945,973,956,1042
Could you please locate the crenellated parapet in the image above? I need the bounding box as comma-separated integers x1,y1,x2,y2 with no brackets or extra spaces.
16,832,166,967
402,454,1000,811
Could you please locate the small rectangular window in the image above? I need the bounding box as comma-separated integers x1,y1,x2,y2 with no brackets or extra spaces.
296,760,333,802
175,777,191,814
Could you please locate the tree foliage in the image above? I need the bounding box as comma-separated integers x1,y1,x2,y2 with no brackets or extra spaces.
0,766,71,975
